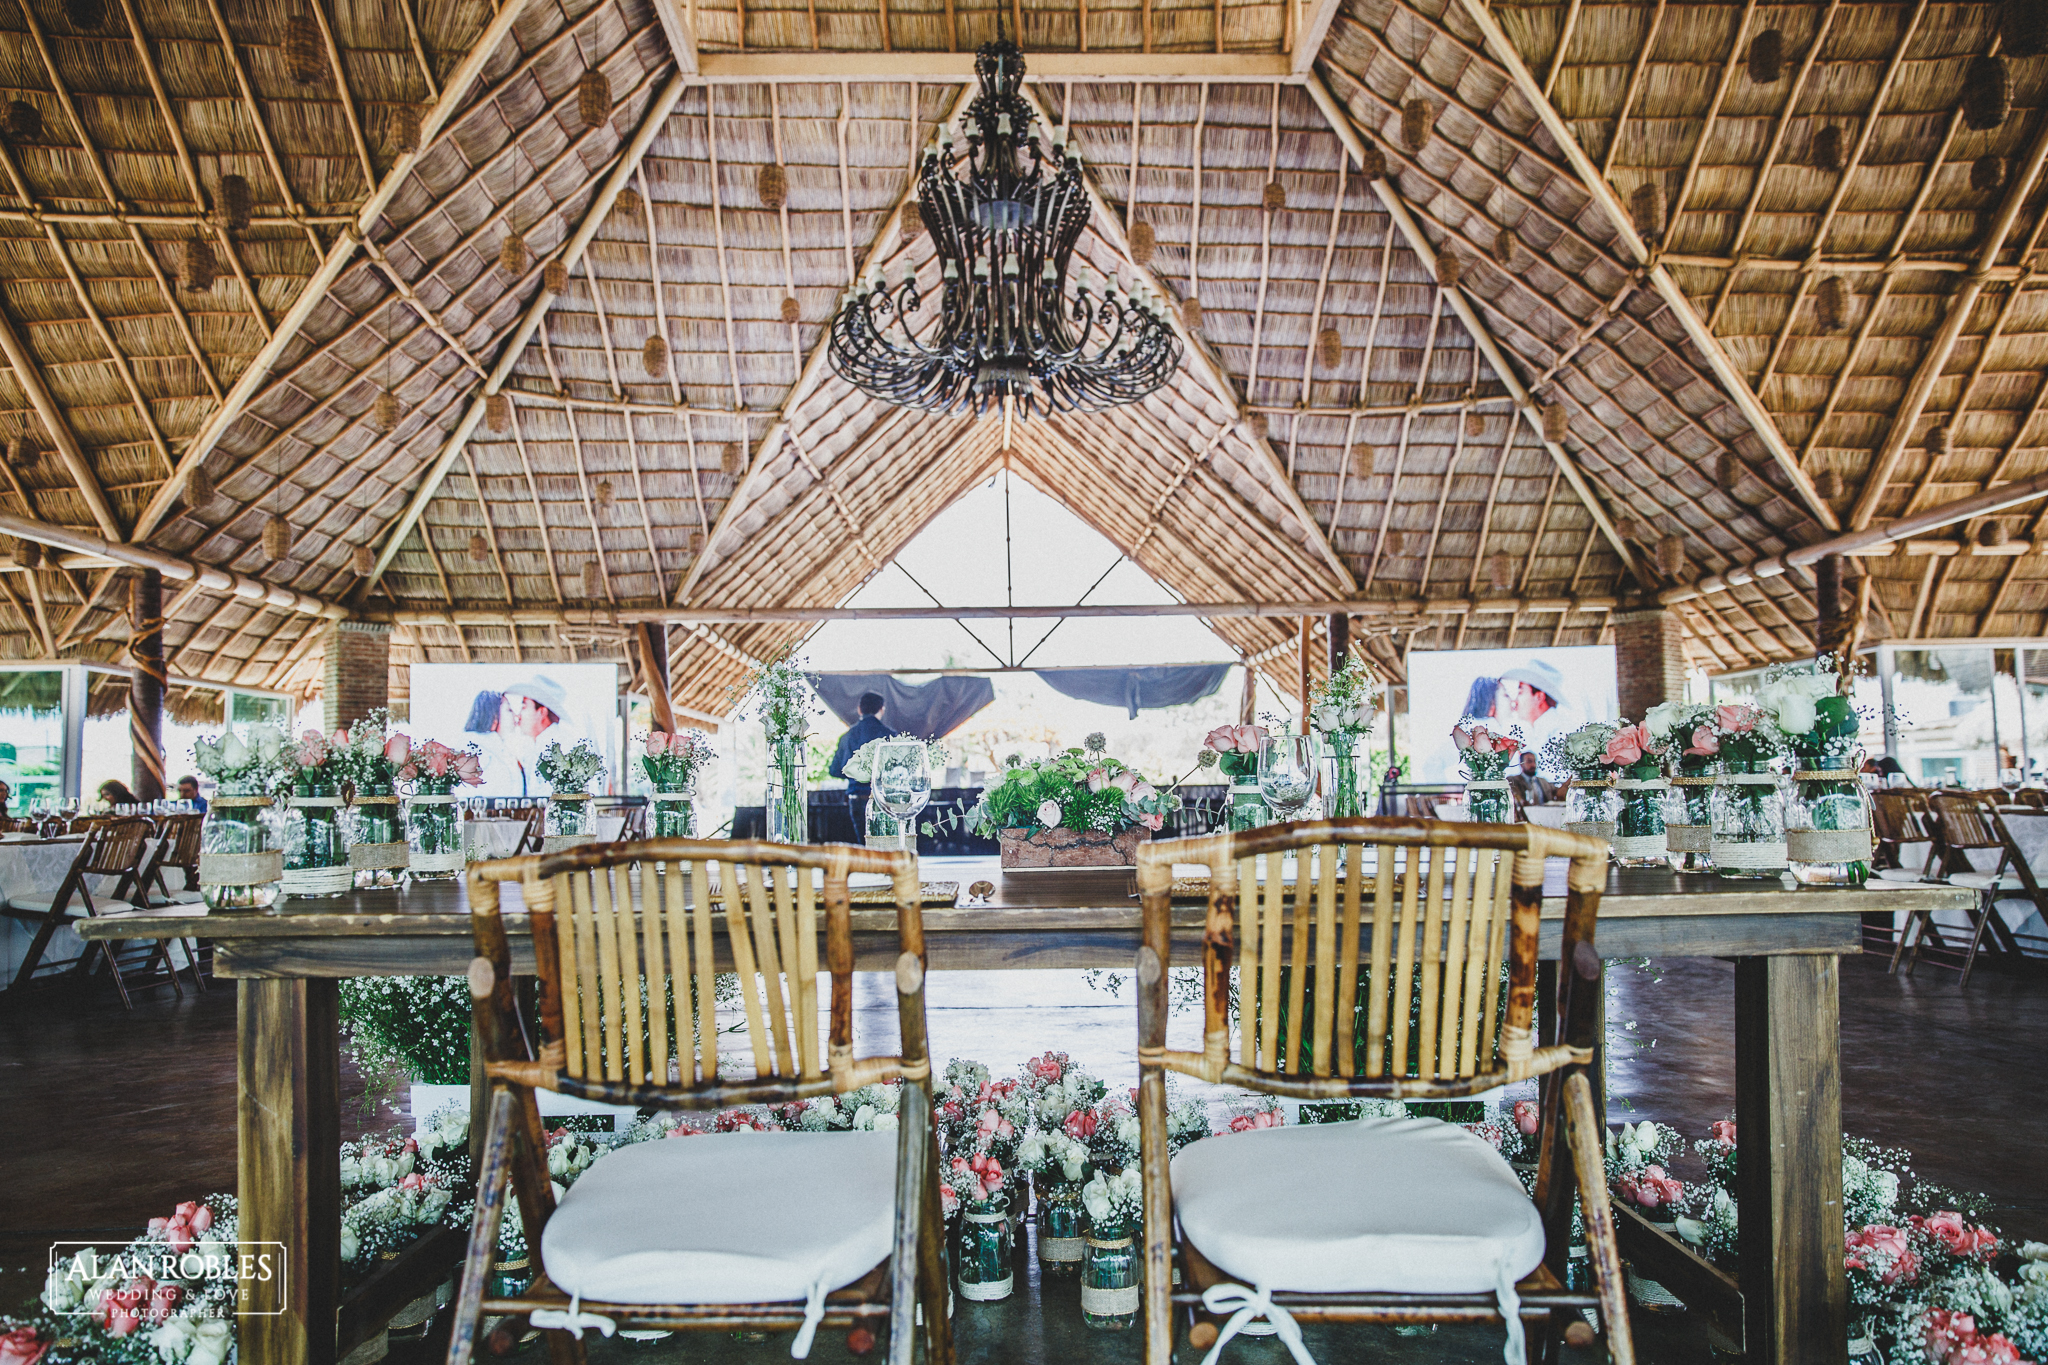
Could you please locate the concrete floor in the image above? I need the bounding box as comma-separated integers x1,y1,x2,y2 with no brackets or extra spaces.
2,951,2043,1362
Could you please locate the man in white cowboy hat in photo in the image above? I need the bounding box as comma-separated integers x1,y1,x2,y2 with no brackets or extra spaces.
1497,658,1576,756
501,675,576,797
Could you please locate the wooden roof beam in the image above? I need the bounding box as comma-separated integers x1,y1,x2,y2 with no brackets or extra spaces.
0,307,122,539
695,52,1291,81
1847,113,2048,530
351,69,692,603
1447,0,1840,533
1292,0,1344,73
1302,72,1643,581
130,0,542,545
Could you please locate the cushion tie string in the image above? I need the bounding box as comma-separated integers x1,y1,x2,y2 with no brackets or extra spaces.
789,1278,829,1359
1198,1284,1315,1365
1495,1253,1525,1365
530,1293,617,1340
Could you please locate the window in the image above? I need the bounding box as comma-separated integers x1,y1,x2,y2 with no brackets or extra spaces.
0,670,65,810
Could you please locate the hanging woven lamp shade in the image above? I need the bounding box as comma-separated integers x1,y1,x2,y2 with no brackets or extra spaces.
1817,468,1846,501
1486,552,1513,591
1748,28,1784,82
543,259,568,294
5,102,41,143
1655,534,1685,578
285,13,323,84
722,442,744,475
581,561,603,598
1465,411,1485,439
352,544,375,576
1316,328,1343,370
186,463,213,509
1812,125,1843,173
1262,180,1287,213
757,163,788,211
1713,452,1740,485
1359,143,1386,180
373,391,400,433
1541,402,1568,443
1973,155,2006,194
1615,518,1641,547
899,204,923,242
1927,422,1953,457
1963,55,2011,132
643,333,668,378
1402,98,1434,153
183,238,215,292
15,539,43,569
780,296,801,324
262,515,292,562
688,530,704,554
615,188,642,221
5,434,31,468
393,104,420,155
219,174,252,233
469,533,489,563
1128,219,1155,267
578,70,610,131
1437,252,1462,291
1814,275,1850,332
1181,296,1203,331
595,479,615,508
1977,520,2009,548
485,393,511,432
1494,228,1520,268
1348,445,1374,480
1631,179,1666,238
2006,0,2048,56
499,231,527,277
1246,411,1269,442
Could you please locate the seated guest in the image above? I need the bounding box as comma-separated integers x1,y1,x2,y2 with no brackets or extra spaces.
176,774,208,813
1506,750,1558,806
98,778,140,809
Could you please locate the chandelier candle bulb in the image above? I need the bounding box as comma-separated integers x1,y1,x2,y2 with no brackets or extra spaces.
1402,98,1434,152
219,174,252,232
578,70,610,131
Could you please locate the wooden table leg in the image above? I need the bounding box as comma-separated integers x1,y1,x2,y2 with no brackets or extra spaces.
239,977,341,1365
1734,955,1847,1365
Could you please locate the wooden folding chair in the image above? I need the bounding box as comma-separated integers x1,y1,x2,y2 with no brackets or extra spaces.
1134,818,1631,1365
448,839,951,1365
133,815,209,991
1,817,175,1007
1871,790,1931,871
592,797,647,841
1894,795,2019,984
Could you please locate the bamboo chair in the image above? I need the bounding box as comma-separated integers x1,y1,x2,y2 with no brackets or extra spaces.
1134,818,1632,1365
1894,795,2020,984
447,839,951,1365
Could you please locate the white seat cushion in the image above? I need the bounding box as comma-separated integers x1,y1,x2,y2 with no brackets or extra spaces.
1171,1116,1545,1295
1949,872,2025,891
542,1130,897,1306
7,893,132,915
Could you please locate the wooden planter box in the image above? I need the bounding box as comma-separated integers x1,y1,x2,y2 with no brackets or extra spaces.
998,825,1150,869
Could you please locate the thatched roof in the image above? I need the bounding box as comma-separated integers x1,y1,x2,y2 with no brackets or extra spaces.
2,0,2043,717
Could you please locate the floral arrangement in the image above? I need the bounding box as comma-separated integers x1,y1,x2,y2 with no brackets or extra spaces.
965,741,1177,837
1451,718,1521,782
191,724,290,791
1198,723,1268,781
840,736,949,785
30,1194,241,1365
535,738,603,794
1464,1097,1543,1166
395,737,483,790
739,650,819,746
331,709,410,795
1704,701,1782,769
1643,702,1716,763
1017,1052,1106,1126
639,729,716,792
1017,1129,1093,1184
338,975,472,1086
1308,655,1382,739
1540,720,1620,777
280,729,348,790
1598,722,1665,779
1080,1168,1145,1233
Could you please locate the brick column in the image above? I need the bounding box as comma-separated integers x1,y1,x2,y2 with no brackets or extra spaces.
322,622,391,735
1613,607,1685,721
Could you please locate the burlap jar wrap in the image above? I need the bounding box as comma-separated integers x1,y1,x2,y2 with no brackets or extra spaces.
282,865,355,895
1666,824,1712,854
200,850,283,884
350,842,410,871
541,833,593,854
1078,1237,1138,1317
1039,1233,1084,1264
1565,821,1616,840
1711,840,1788,870
408,850,466,873
1611,835,1667,859
1787,828,1874,863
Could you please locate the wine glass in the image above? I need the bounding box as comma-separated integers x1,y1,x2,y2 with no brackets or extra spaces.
2001,766,2024,802
871,739,932,853
1258,735,1317,823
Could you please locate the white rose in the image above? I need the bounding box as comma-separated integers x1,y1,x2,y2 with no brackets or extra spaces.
41,1258,86,1313
872,1112,898,1131
1081,1177,1109,1223
189,1319,234,1365
248,724,284,761
853,1103,878,1130
217,731,249,770
1036,799,1062,829
1642,701,1687,743
1673,1216,1707,1247
340,1226,361,1262
151,1316,197,1361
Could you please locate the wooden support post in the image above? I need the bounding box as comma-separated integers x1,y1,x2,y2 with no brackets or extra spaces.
1735,955,1847,1365
636,622,676,732
128,569,165,802
1814,554,1845,657
238,977,341,1365
1326,611,1348,675
1296,618,1311,732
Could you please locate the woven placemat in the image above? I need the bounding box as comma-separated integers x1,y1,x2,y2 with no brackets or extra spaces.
849,881,959,907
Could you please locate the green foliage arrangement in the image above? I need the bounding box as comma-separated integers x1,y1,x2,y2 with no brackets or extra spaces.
337,975,472,1085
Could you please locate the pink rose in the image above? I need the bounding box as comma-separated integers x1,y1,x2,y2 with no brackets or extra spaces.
424,747,450,777
1139,811,1163,830
1230,724,1261,753
1602,724,1648,767
148,1282,182,1325
1708,1119,1736,1146
395,762,417,782
1028,1053,1063,1082
384,734,411,764
1085,767,1109,793
455,753,482,786
162,1216,192,1255
645,731,670,757
1452,724,1474,752
1064,1109,1097,1139
1203,726,1236,753
1110,770,1141,796
1847,1225,1919,1284
1496,733,1521,754
148,1217,168,1235
1513,1100,1540,1136
1714,704,1754,733
1915,1211,1998,1259
332,728,349,746
0,1327,49,1365
1687,725,1719,756
939,1184,959,1218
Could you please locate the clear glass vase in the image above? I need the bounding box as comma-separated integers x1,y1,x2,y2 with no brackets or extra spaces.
767,742,807,844
1081,1221,1140,1330
1225,781,1266,832
280,775,351,899
1663,764,1718,873
1462,778,1513,824
1036,1178,1087,1279
347,784,405,889
1711,762,1787,880
865,800,912,852
1786,763,1873,886
1564,771,1616,844
406,775,464,881
544,792,592,851
955,1195,1013,1302
200,778,282,912
1611,771,1668,868
651,791,695,839
1321,736,1365,819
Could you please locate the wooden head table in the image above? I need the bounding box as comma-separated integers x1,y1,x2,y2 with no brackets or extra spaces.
81,856,1970,1365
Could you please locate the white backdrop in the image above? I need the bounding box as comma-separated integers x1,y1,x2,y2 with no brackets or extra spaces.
410,663,621,798
1406,645,1618,783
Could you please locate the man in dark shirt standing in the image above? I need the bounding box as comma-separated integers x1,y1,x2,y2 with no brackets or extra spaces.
829,691,897,835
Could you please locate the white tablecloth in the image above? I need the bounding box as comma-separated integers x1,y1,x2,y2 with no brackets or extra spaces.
0,837,92,986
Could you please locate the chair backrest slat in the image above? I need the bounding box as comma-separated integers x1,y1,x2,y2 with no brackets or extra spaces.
747,866,796,1078
687,861,719,1083
1309,847,1340,1076
795,868,821,1079
1333,858,1364,1077
718,861,775,1077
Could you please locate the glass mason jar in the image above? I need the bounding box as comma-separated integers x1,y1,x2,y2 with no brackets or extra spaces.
1848,1325,1885,1365
1711,761,1787,880
1081,1221,1140,1330
1462,778,1513,824
864,800,912,852
543,792,592,852
1611,769,1668,868
406,776,465,881
199,778,282,912
1320,734,1366,819
280,774,351,899
766,740,807,844
1564,771,1617,844
1663,763,1718,873
1785,761,1873,886
489,1255,530,1300
1036,1178,1087,1278
1225,781,1266,832
347,783,406,889
955,1195,1013,1303
651,790,695,839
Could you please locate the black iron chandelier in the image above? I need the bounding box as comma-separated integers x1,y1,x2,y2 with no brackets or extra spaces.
827,37,1182,418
